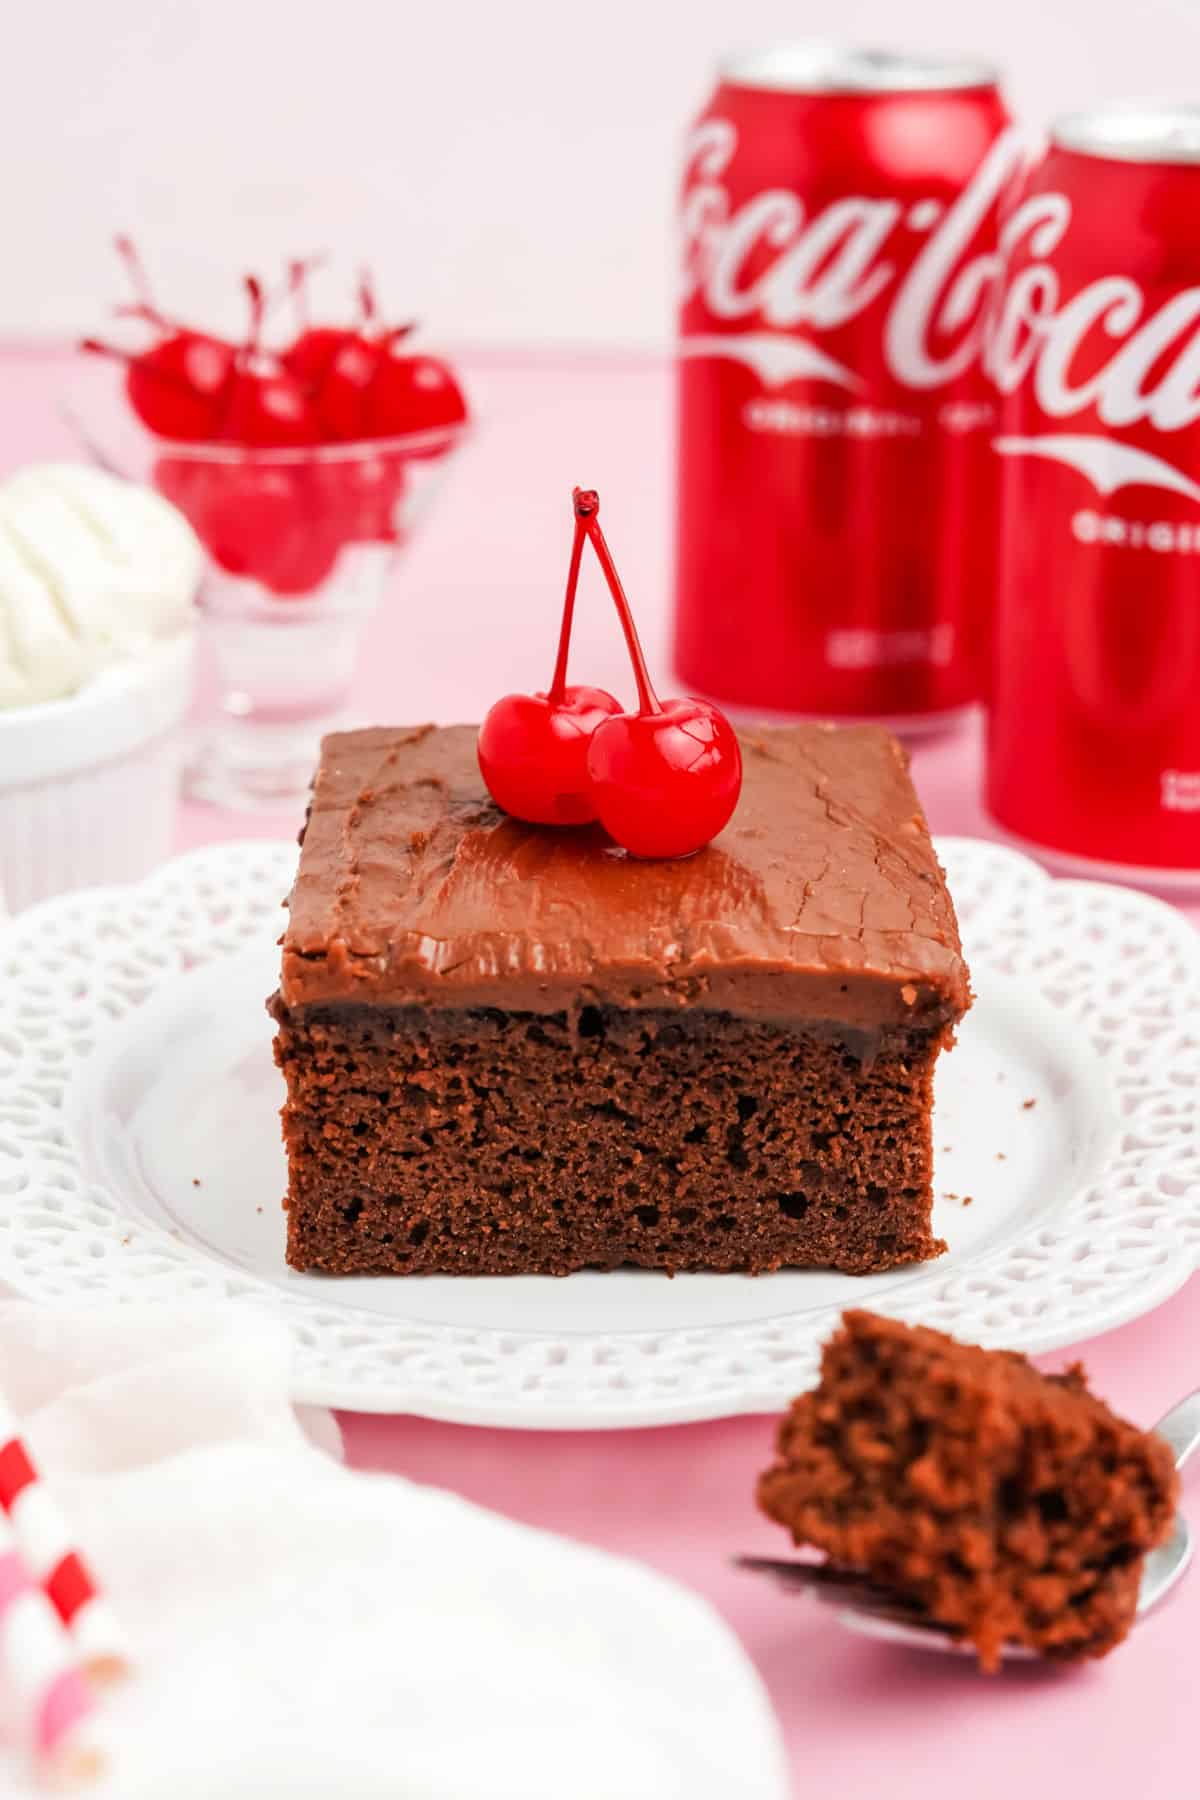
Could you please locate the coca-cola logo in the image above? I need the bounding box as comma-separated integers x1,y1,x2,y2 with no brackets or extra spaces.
987,185,1200,500
681,119,1200,503
680,119,1020,392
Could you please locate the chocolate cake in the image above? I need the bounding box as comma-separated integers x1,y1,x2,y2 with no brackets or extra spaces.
758,1311,1179,1668
269,722,969,1276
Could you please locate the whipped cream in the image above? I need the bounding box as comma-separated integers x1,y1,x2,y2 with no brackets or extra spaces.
0,463,203,709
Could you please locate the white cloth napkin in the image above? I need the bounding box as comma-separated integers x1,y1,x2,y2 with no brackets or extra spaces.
0,1305,788,1799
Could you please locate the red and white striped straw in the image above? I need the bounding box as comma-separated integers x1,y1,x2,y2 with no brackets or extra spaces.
0,1511,102,1786
0,1398,130,1687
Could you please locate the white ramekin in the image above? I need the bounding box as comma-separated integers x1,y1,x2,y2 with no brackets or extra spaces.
0,634,195,914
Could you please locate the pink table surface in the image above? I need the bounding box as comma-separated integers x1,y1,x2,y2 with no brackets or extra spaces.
6,346,1200,1797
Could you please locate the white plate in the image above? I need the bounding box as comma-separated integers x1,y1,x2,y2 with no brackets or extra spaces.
1,838,1198,1428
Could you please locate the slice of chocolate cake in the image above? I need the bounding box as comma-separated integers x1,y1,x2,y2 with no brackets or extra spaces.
758,1311,1179,1668
269,722,969,1276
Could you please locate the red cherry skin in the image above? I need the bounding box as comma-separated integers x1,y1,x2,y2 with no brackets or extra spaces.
323,451,408,542
478,686,622,826
585,698,742,858
260,531,342,595
125,332,235,441
313,338,380,441
221,362,320,448
311,451,402,545
152,454,210,536
280,326,360,383
214,467,338,593
154,458,340,596
366,345,467,440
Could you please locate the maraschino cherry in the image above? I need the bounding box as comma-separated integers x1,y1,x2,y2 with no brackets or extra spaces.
578,493,742,859
365,340,467,442
283,266,396,441
281,261,462,444
477,492,621,825
278,257,349,382
220,277,317,448
155,456,340,596
81,238,236,441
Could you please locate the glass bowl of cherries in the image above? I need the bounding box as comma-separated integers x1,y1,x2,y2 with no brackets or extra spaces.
73,244,469,809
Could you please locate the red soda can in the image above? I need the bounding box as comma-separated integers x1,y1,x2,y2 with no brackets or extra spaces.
987,104,1200,880
673,47,1017,726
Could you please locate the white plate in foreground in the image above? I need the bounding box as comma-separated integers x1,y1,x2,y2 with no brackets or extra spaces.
2,838,1198,1427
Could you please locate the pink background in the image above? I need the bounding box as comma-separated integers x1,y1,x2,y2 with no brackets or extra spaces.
5,346,1200,1797
5,0,1200,349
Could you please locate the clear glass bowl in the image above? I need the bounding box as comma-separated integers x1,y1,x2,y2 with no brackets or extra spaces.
67,362,468,810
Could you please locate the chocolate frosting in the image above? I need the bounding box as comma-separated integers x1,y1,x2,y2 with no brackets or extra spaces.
280,722,970,1030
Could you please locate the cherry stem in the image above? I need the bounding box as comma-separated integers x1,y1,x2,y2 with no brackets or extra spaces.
287,256,325,330
358,269,378,328
79,337,211,395
112,302,168,329
574,489,662,716
80,336,132,364
547,510,589,704
114,235,163,324
242,276,266,358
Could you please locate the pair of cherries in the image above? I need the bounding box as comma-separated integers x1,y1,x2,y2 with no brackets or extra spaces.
83,240,467,450
478,490,741,859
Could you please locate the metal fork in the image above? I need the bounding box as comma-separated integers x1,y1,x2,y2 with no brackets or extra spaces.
740,1388,1200,1663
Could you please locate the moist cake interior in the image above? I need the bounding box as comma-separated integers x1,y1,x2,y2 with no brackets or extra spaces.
271,1002,945,1276
758,1310,1179,1667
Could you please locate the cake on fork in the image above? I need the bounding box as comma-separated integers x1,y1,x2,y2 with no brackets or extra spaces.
268,719,969,1276
758,1311,1179,1668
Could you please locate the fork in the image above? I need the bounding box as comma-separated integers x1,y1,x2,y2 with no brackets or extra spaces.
740,1387,1200,1663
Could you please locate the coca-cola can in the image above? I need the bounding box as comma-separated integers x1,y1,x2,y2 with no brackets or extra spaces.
673,46,1017,726
986,104,1200,880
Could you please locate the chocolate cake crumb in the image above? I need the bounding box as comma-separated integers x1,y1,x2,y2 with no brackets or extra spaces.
759,1311,1178,1670
272,1001,950,1275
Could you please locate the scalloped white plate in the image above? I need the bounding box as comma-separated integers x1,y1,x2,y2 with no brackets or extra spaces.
1,839,1198,1428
